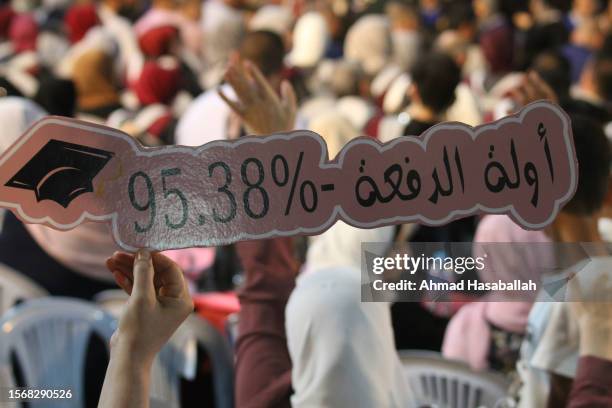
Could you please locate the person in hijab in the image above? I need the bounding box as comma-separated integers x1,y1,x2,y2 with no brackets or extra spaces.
134,0,203,57
0,96,44,153
137,25,179,58
473,0,514,81
71,48,121,121
286,222,411,408
136,25,202,97
134,0,180,35
442,215,551,373
344,14,392,78
248,4,293,40
64,3,100,44
309,109,358,158
116,57,180,144
434,31,484,126
200,0,244,88
8,12,37,53
132,57,180,106
286,12,329,70
386,0,422,71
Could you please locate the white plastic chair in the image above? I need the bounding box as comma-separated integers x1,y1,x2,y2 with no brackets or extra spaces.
225,312,239,347
150,314,234,408
0,297,116,408
400,350,511,408
0,263,47,315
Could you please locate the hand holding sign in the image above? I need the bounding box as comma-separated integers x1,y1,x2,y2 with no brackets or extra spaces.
106,250,194,360
0,101,577,251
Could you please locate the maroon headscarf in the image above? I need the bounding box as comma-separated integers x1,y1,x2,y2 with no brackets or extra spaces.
64,4,99,44
9,13,37,53
138,25,179,58
132,58,181,105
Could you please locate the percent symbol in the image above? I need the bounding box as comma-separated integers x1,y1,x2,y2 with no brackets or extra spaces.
270,152,319,215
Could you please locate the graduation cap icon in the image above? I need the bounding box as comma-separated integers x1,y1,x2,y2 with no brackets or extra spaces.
5,139,114,208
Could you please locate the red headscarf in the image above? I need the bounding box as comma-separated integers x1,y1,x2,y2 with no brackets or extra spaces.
9,13,37,53
138,25,179,58
132,58,181,105
64,4,99,44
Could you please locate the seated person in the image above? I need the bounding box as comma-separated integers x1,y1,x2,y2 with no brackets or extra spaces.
516,114,611,408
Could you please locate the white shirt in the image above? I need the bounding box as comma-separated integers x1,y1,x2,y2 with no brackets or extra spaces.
175,85,234,146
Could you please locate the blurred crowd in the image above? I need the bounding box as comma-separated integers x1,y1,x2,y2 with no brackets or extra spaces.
0,0,612,407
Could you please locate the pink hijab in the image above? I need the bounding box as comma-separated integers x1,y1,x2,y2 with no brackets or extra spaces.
442,215,552,371
9,13,37,53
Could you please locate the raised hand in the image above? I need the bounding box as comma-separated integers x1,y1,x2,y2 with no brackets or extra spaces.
509,71,558,107
99,249,193,408
105,249,194,364
218,55,297,135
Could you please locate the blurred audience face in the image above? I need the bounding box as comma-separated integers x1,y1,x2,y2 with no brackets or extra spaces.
473,0,497,21
386,1,420,31
573,0,601,18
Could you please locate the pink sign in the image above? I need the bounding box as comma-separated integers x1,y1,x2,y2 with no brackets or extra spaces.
0,101,577,251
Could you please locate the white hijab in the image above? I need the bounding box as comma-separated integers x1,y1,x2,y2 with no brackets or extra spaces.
286,222,410,407
0,97,46,155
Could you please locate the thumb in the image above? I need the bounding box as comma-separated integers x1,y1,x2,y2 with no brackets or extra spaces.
280,80,297,122
132,249,155,300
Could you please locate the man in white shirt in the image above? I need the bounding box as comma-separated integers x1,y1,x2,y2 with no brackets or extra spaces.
176,30,286,146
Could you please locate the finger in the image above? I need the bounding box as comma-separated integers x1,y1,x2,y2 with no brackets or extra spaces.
107,255,135,281
109,251,135,267
522,77,537,103
151,252,188,299
509,87,525,107
132,249,155,300
225,61,256,105
112,270,133,295
280,80,297,126
529,71,557,102
218,87,245,116
228,51,240,66
245,60,280,105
